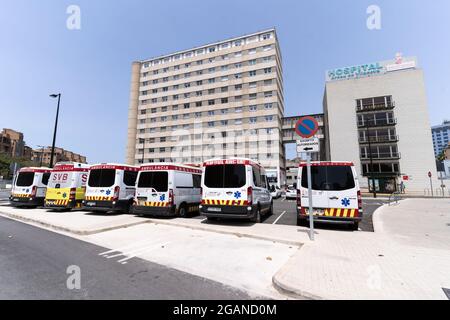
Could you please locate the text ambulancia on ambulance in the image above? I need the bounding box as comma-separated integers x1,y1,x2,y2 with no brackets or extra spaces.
44,162,90,210
200,158,273,223
296,161,363,230
82,163,138,213
10,167,52,207
132,163,202,217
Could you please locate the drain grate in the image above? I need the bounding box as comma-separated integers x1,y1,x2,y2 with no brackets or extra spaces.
443,288,450,300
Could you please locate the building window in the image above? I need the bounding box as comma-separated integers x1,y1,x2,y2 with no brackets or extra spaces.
249,70,256,77
249,105,257,111
249,82,257,88
208,121,215,127
196,101,202,107
249,117,257,124
221,86,228,92
221,98,228,104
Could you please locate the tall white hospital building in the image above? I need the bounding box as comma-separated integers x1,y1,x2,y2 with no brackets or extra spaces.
323,55,438,193
126,29,286,184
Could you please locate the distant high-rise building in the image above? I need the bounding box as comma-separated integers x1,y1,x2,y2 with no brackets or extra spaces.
31,147,87,166
431,120,450,157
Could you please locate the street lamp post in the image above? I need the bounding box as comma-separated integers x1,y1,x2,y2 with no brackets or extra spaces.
49,93,61,168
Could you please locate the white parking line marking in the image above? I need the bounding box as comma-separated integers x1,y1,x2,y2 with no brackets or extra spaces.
281,197,285,202
273,211,286,225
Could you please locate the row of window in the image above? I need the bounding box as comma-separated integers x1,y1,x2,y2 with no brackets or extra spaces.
140,144,278,154
141,89,277,106
140,102,276,117
142,33,273,68
137,152,278,164
138,116,277,133
137,127,278,140
141,54,275,85
141,67,275,95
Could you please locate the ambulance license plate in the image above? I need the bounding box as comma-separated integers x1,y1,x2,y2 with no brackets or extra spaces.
86,202,96,206
13,198,19,202
208,207,221,212
306,209,324,216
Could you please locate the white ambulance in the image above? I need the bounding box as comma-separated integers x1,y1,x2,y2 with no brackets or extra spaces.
200,158,273,223
296,161,362,230
10,167,52,207
45,162,90,210
132,163,202,217
82,163,139,213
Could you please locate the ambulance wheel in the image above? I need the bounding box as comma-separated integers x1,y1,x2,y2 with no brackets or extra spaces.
178,204,187,218
350,221,359,231
297,216,307,226
252,207,261,223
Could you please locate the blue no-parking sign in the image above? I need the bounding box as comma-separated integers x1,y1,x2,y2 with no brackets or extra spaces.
295,116,319,138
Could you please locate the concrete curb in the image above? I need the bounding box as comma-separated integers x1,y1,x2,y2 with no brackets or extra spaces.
271,246,322,300
0,210,148,235
143,218,304,247
0,208,303,246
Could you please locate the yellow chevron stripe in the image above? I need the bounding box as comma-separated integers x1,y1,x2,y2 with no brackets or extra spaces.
350,209,355,218
335,209,341,217
342,209,348,218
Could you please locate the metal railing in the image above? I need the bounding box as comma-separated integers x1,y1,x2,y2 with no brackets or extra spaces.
361,152,401,160
358,135,399,143
357,119,397,127
356,102,395,112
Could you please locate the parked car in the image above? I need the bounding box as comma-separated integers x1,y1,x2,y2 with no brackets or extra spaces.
82,163,138,213
270,185,282,199
10,167,52,207
132,163,202,217
200,158,273,223
285,185,297,199
296,161,362,230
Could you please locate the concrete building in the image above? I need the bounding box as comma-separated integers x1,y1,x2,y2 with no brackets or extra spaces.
0,128,25,158
31,147,87,166
126,29,286,185
431,120,450,157
323,54,438,194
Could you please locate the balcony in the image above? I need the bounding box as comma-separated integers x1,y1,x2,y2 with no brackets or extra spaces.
356,101,395,113
361,152,401,160
357,118,397,128
358,135,399,144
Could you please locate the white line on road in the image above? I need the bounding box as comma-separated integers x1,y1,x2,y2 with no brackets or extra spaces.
272,211,286,225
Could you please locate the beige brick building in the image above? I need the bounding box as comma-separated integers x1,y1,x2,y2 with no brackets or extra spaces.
31,147,87,166
126,29,286,184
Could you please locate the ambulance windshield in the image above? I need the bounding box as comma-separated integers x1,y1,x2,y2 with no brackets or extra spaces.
137,171,168,192
301,166,355,191
16,172,35,187
88,169,116,188
204,164,246,188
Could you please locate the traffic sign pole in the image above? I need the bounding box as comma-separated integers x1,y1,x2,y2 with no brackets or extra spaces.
306,153,314,241
428,171,433,197
295,116,319,242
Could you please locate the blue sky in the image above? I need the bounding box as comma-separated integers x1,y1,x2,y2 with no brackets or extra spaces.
1,0,449,163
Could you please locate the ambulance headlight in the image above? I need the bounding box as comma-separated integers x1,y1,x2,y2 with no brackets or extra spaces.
29,198,33,201
112,201,116,205
247,206,252,211
199,205,202,209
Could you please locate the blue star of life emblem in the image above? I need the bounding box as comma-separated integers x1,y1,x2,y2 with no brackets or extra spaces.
105,190,111,195
62,193,67,198
341,198,350,207
233,191,241,199
160,194,166,201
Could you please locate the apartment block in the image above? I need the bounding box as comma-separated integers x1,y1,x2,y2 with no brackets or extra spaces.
0,128,25,158
31,147,87,166
126,29,286,184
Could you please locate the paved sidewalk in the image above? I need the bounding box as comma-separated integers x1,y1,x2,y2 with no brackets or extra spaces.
273,199,450,299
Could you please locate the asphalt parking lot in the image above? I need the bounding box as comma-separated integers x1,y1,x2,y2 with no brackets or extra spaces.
194,197,385,232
